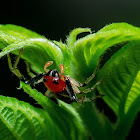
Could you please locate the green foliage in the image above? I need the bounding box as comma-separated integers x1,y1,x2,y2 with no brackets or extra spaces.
0,23,140,139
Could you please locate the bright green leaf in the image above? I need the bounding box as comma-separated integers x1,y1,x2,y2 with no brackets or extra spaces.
67,28,91,51
74,102,114,140
0,95,62,140
97,41,140,139
0,38,63,72
73,23,140,81
21,82,88,140
97,41,140,116
0,24,44,39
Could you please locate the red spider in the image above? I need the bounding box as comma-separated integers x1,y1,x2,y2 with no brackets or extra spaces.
7,49,102,103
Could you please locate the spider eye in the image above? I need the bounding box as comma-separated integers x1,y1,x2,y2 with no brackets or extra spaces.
46,70,59,78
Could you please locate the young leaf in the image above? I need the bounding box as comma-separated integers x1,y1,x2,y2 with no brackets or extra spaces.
67,28,91,52
74,102,114,140
0,24,44,49
0,24,43,39
0,95,64,140
73,23,140,81
0,38,64,72
97,41,140,116
97,40,140,139
21,82,88,140
0,25,64,72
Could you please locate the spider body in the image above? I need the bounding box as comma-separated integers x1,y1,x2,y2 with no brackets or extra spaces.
43,69,77,103
43,71,66,93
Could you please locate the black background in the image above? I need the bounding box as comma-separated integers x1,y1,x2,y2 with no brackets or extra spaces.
0,0,140,139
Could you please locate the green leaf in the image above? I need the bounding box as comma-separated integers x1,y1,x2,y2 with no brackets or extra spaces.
0,24,44,48
21,82,88,140
73,23,140,81
0,95,62,140
0,82,88,140
0,24,44,39
97,40,140,139
64,28,91,76
74,102,114,140
97,41,140,116
115,96,140,140
0,38,63,72
0,25,63,72
67,28,91,51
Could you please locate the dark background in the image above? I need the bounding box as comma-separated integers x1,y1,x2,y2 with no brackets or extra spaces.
0,0,140,139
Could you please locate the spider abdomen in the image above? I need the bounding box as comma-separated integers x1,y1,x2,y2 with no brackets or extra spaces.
43,76,66,93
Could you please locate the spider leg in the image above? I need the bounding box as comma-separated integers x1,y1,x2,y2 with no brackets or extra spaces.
69,73,96,88
69,57,101,88
25,73,44,85
26,61,54,85
70,78,103,102
81,57,101,87
25,61,35,78
81,73,96,87
59,64,64,75
44,61,53,72
74,79,102,103
77,94,104,103
71,82,81,94
79,79,102,94
44,90,54,98
65,78,77,101
76,96,85,103
7,48,23,79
